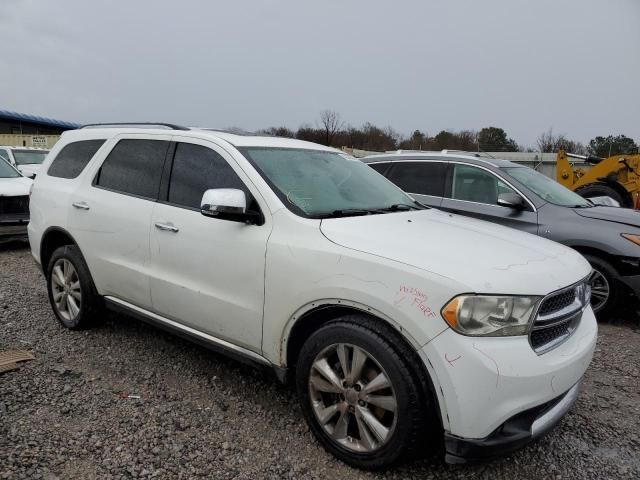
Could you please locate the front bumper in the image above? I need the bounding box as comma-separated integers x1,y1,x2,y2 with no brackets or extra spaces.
0,222,29,244
419,306,597,462
444,380,581,463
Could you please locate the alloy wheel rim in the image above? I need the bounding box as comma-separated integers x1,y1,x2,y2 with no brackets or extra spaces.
588,268,609,313
51,259,82,321
308,343,397,453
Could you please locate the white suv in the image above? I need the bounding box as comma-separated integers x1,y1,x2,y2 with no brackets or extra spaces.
29,124,597,469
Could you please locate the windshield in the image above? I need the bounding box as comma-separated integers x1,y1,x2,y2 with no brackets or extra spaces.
240,147,420,218
12,149,48,165
503,166,591,207
0,158,20,178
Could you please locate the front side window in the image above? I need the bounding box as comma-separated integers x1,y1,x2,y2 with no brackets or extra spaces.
240,147,417,217
387,162,448,197
95,139,169,199
12,149,48,165
0,157,20,178
451,164,515,205
48,140,105,179
503,166,591,207
168,142,248,210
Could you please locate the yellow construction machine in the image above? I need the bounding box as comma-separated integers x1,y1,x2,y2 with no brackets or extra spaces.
556,149,640,209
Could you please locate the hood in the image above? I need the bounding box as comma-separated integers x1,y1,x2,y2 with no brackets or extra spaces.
0,176,32,196
573,205,640,228
320,209,590,295
16,164,41,179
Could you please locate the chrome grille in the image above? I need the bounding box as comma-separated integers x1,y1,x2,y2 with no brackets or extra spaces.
530,280,589,354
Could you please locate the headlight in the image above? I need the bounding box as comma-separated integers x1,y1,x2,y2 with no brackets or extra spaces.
441,295,541,336
621,233,640,246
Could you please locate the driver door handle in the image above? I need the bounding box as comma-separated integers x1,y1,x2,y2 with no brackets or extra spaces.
155,222,179,233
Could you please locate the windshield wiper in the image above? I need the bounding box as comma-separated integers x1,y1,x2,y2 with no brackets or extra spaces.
319,208,384,218
380,203,427,211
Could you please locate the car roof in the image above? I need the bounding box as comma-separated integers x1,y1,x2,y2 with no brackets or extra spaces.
0,146,50,151
362,150,521,168
59,126,338,152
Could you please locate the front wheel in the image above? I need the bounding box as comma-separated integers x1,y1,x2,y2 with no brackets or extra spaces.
296,317,432,470
583,254,620,319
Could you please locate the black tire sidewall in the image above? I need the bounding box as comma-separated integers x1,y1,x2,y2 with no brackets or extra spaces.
576,183,628,207
296,321,422,469
46,245,98,329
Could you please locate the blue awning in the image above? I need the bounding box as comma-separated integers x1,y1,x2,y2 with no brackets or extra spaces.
0,109,80,130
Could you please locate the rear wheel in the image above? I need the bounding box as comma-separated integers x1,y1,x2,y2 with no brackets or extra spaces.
296,316,432,470
575,183,630,208
46,245,103,329
583,254,620,320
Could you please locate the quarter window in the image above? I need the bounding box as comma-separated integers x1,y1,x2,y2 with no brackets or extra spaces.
48,140,105,179
451,164,515,205
95,139,169,199
387,162,448,197
168,142,248,210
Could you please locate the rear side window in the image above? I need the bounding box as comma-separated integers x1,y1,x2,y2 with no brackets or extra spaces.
387,162,448,197
95,139,169,199
168,142,248,210
48,140,105,179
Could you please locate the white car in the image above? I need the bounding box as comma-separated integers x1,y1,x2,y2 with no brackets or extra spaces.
28,124,597,469
0,146,50,178
0,157,31,243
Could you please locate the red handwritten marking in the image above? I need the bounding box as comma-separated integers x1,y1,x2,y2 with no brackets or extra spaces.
396,285,437,317
445,353,462,366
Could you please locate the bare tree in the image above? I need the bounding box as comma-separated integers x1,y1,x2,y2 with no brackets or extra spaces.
319,110,343,146
536,128,586,154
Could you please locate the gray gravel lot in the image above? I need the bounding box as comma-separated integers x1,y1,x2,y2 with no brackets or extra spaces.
1,244,639,479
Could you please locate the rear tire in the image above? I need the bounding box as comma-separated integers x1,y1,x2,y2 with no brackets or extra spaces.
46,245,103,329
295,316,433,470
583,254,620,320
575,183,630,208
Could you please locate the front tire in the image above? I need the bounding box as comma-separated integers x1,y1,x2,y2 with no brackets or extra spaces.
296,316,431,470
583,254,620,319
46,245,103,329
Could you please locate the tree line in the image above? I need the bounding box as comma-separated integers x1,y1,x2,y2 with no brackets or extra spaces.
256,110,638,157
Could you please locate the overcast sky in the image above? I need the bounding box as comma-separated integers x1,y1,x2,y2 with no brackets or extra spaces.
1,0,638,147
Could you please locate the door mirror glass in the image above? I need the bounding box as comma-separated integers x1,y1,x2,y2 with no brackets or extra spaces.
497,192,526,210
201,188,247,218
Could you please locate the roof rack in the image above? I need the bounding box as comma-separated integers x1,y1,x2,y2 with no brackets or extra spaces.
441,149,496,159
81,122,190,131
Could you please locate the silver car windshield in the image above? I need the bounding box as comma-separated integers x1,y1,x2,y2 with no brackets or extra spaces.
503,167,591,208
12,150,48,165
240,147,422,218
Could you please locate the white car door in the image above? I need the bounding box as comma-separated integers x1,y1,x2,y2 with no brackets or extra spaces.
148,137,271,352
69,134,172,310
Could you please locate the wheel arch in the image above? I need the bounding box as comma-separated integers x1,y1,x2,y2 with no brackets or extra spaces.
40,226,80,273
281,299,445,430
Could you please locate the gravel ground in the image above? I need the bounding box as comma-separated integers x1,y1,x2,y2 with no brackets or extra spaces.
1,244,639,480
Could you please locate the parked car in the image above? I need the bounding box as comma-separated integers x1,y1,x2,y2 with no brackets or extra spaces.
0,146,50,178
363,150,640,318
29,125,596,469
0,156,31,243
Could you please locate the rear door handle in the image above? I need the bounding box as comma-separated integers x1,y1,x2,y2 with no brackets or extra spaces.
72,201,90,210
155,222,179,233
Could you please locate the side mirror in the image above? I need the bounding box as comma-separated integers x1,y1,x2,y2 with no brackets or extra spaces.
497,192,526,210
200,188,261,224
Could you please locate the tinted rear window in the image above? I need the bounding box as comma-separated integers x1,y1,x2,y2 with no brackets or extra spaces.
48,140,105,179
386,162,448,197
95,139,169,199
